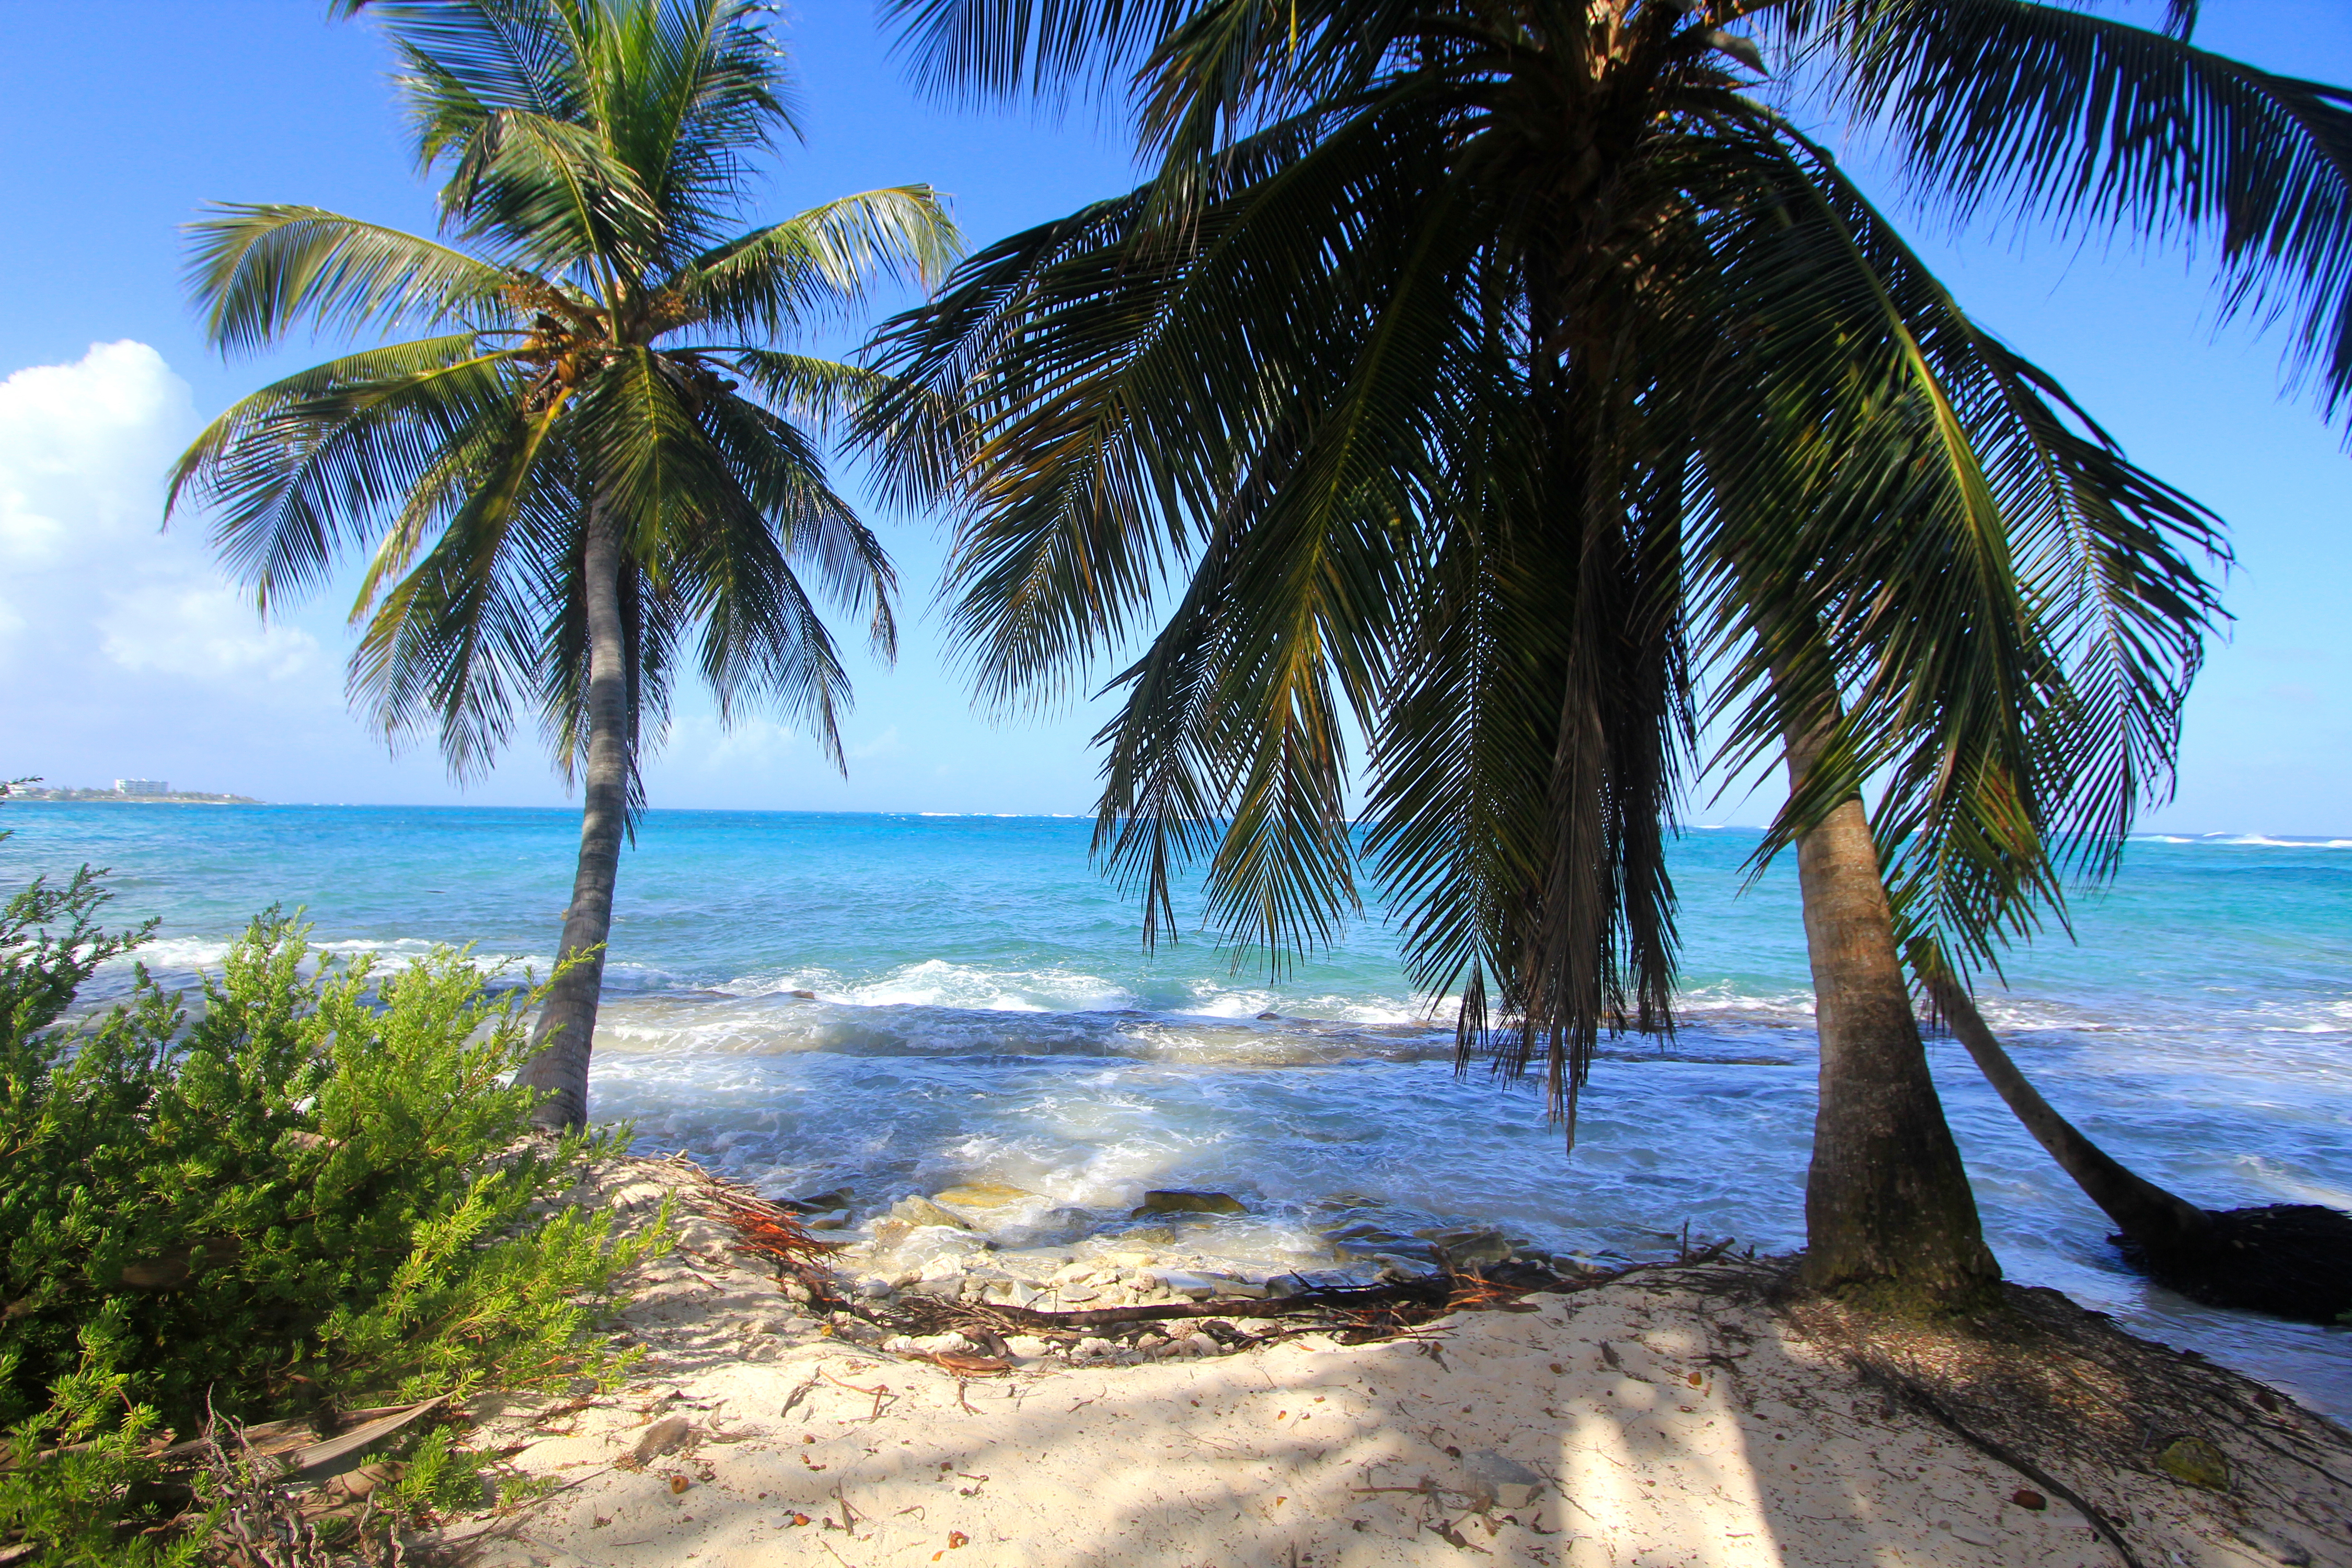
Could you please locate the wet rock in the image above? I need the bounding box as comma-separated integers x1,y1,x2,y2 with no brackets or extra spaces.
1417,1225,1514,1270
2154,1435,2231,1491
1266,1270,1357,1297
891,1195,975,1230
1133,1190,1248,1217
781,1186,854,1214
787,989,818,999
805,1209,849,1230
1123,1225,1179,1245
1256,1011,1280,1020
1324,1221,1440,1265
1461,1450,1544,1510
854,1276,896,1300
931,1182,1038,1210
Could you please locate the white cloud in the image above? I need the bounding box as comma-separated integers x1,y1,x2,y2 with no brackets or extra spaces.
0,340,318,684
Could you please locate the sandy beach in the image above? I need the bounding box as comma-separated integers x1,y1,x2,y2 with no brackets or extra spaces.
420,1159,2352,1568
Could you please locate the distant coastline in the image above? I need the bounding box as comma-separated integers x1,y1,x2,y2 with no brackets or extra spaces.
10,786,262,805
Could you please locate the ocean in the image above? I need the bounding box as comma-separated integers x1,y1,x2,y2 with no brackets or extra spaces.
5,803,2347,1416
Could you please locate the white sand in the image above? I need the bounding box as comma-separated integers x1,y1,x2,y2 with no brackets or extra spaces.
437,1163,2352,1568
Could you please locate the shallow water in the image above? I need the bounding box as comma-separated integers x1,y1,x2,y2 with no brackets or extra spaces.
5,804,2347,1417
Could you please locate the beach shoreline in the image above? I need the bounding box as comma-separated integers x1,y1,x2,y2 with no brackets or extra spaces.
425,1157,2352,1568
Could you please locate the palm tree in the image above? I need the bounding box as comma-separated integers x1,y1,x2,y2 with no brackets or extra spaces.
868,0,2348,1302
167,0,959,1129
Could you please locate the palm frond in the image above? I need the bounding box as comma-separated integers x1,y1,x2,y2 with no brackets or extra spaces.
184,207,513,353
166,337,529,611
671,187,962,338
1790,0,2352,423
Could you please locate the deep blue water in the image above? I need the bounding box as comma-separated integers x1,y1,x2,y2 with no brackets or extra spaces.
4,804,2347,1415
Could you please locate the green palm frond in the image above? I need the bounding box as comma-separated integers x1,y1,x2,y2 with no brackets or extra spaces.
673,188,961,336
166,337,528,610
1789,0,2352,423
183,208,512,352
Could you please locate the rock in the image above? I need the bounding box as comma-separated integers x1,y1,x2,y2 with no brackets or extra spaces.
806,1209,849,1230
984,1279,1045,1309
831,1317,887,1347
1124,1226,1179,1244
1417,1225,1514,1269
628,1415,695,1467
787,988,817,999
891,1195,974,1230
1256,1011,1280,1020
1133,1190,1248,1217
2154,1435,2231,1491
855,1275,896,1300
777,1185,854,1216
1108,1251,1160,1269
1155,1270,1226,1300
931,1182,1038,1209
1004,1335,1052,1361
1323,1221,1440,1264
2008,1489,2046,1511
1460,1450,1544,1510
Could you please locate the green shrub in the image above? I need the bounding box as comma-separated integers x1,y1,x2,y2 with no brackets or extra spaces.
0,870,666,1560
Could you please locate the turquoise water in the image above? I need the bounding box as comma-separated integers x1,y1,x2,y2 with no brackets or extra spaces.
4,804,2347,1415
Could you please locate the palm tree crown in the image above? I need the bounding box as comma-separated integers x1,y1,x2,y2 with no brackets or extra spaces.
870,0,2290,1095
170,0,960,1126
867,0,2347,1295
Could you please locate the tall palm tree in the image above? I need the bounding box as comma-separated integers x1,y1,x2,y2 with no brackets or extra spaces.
868,0,2348,1302
168,0,959,1129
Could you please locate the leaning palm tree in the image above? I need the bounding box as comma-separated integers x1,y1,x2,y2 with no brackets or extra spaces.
869,0,2348,1304
168,0,958,1128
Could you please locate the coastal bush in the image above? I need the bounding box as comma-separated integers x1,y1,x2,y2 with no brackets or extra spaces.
0,871,665,1560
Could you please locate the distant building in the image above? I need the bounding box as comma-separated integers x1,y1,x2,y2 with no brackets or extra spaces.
114,779,169,795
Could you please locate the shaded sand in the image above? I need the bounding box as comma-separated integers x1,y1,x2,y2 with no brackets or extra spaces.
433,1160,2352,1568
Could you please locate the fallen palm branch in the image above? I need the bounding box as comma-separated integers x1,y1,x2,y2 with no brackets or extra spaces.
688,1172,1736,1356
672,1160,844,1292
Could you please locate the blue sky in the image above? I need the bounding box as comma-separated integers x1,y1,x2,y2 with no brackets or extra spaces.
2,2,2347,832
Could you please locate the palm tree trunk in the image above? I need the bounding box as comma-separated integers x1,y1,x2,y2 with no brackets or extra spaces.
516,501,629,1132
1916,958,2215,1260
1781,712,2003,1305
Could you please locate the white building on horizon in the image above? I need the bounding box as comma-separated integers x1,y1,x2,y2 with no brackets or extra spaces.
114,778,169,795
